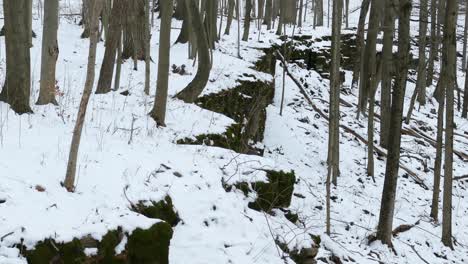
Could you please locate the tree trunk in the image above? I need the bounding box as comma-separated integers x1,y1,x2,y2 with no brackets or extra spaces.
315,0,324,26
37,0,60,105
122,0,146,60
441,0,457,248
64,0,103,192
351,0,370,89
144,0,151,95
363,0,381,177
463,70,468,117
298,0,304,27
96,0,124,94
462,0,468,71
380,0,394,149
426,0,438,86
264,0,272,29
357,0,379,116
243,0,252,41
0,0,32,114
150,0,173,125
430,78,444,221
375,0,411,246
225,0,235,34
175,0,212,103
416,0,428,105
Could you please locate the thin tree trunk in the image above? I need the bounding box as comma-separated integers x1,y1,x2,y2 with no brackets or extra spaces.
430,78,444,221
0,0,32,114
426,0,438,86
416,0,428,105
150,0,173,125
463,70,468,117
380,0,394,149
37,0,59,105
462,0,468,71
144,0,151,95
357,0,379,117
375,0,411,246
441,0,457,248
364,0,381,176
64,0,103,192
351,0,370,89
243,0,252,41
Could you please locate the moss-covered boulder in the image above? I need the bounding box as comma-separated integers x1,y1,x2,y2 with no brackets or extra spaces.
126,222,173,264
24,238,86,264
224,170,296,213
248,170,296,212
21,222,173,264
132,195,181,227
178,79,274,155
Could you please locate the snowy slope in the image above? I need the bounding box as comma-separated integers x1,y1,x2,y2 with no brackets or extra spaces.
0,0,467,264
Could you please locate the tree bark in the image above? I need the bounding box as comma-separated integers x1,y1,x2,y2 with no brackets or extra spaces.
225,0,236,34
243,0,253,41
150,0,173,125
351,0,370,89
375,0,411,246
426,0,438,86
175,0,212,103
144,0,151,95
416,0,428,105
0,0,32,114
357,0,379,116
96,0,124,94
64,0,103,192
441,0,457,249
380,0,395,149
37,0,60,105
430,78,444,221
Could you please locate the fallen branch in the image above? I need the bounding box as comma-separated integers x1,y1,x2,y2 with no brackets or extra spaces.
392,224,416,237
454,175,468,181
276,51,428,189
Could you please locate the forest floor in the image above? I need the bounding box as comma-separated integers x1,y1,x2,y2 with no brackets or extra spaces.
0,0,467,263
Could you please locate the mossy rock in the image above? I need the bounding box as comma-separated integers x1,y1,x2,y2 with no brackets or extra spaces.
96,229,126,264
225,170,296,213
132,195,181,227
126,222,173,264
178,80,274,155
248,170,296,212
24,238,86,264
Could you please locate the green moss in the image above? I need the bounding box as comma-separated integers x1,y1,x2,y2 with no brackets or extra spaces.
133,196,181,227
178,79,274,155
97,229,126,264
25,238,86,264
126,222,173,264
248,170,296,212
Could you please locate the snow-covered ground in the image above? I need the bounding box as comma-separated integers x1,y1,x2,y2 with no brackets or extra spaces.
0,0,467,263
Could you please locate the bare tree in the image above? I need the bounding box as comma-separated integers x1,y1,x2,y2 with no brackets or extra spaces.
375,0,411,246
150,0,173,125
380,0,395,148
96,0,124,94
64,0,103,192
326,0,342,235
441,0,457,248
37,0,60,105
175,0,212,103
